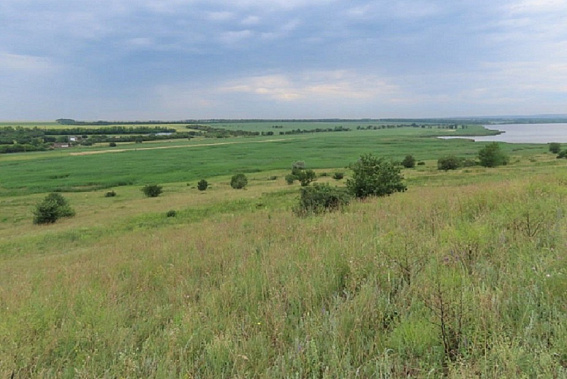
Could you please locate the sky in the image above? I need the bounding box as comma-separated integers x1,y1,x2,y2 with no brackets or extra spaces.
1,0,566,121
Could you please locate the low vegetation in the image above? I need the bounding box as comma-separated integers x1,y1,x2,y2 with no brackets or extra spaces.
1,121,566,377
32,193,75,224
478,142,509,167
141,184,163,197
197,179,209,191
294,183,351,215
230,173,248,189
346,153,406,198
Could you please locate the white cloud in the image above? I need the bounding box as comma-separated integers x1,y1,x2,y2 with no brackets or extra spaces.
219,29,254,45
206,11,235,21
0,53,56,73
220,71,399,101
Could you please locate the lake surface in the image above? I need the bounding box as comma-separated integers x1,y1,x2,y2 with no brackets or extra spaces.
441,123,567,144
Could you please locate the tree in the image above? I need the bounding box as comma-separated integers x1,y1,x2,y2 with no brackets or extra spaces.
230,173,248,189
33,193,75,224
401,155,416,168
549,142,561,154
346,153,406,199
197,179,208,191
478,142,508,167
142,184,163,197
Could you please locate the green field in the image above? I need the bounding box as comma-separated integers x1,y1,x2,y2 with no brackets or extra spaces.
1,122,566,377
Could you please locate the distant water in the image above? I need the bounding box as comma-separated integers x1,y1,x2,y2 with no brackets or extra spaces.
440,123,567,144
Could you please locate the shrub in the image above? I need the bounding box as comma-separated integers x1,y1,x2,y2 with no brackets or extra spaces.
401,154,416,168
166,210,177,217
197,179,208,191
297,169,317,186
549,142,561,154
109,142,117,147
230,173,248,189
33,193,75,224
557,150,567,159
478,142,508,167
292,161,305,170
285,174,296,185
437,156,461,171
142,184,163,197
294,183,351,216
332,172,344,180
417,161,426,166
346,153,406,199
105,190,116,197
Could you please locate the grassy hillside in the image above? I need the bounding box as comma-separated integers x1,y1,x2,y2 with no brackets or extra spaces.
1,126,566,377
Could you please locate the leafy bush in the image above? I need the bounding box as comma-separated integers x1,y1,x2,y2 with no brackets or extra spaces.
437,156,461,171
294,183,351,216
346,153,406,199
549,142,561,154
230,173,248,189
197,179,208,191
33,193,75,224
109,142,117,147
401,154,416,168
557,150,567,159
166,210,177,217
142,184,163,197
292,161,305,170
297,169,317,186
478,142,508,167
333,172,344,180
417,161,425,166
285,174,296,185
105,190,116,197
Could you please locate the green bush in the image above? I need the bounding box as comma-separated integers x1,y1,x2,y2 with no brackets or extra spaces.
142,184,163,197
33,193,75,224
230,173,248,189
109,142,117,147
346,153,406,199
285,174,296,185
297,169,316,186
557,150,567,159
197,179,208,191
478,142,508,167
294,183,351,216
549,142,561,154
333,172,344,180
292,161,305,170
166,210,177,217
437,156,461,171
104,190,116,197
401,154,416,168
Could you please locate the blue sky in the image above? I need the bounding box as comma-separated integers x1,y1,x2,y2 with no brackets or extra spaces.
1,0,566,120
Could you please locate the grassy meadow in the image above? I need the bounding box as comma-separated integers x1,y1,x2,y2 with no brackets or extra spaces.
1,122,567,377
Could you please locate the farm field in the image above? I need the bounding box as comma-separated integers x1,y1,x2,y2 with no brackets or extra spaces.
1,122,567,377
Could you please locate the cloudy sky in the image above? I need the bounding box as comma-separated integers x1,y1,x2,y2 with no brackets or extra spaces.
1,0,566,121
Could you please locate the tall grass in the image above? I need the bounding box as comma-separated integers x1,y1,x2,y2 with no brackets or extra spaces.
2,165,567,377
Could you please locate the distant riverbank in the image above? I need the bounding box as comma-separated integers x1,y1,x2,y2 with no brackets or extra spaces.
440,123,567,143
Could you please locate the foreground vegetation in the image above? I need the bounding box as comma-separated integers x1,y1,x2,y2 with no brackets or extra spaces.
1,122,566,377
